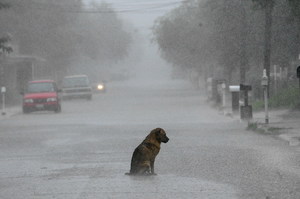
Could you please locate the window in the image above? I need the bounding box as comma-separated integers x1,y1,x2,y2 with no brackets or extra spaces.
27,82,55,93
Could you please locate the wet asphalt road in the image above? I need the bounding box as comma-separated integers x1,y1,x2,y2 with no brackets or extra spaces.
0,80,299,199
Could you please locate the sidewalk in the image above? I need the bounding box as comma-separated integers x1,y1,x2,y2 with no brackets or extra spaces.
0,106,20,120
251,109,300,146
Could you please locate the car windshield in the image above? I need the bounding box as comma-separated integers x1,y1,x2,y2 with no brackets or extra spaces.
27,82,55,93
63,77,89,88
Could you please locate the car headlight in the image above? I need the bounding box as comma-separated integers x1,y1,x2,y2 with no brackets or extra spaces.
47,97,57,102
97,84,104,90
24,98,34,103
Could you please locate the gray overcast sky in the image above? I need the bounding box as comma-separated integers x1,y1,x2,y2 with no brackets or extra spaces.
85,0,184,34
84,0,184,84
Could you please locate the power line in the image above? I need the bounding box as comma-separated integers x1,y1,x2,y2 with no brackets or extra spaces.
12,0,187,14
79,2,185,14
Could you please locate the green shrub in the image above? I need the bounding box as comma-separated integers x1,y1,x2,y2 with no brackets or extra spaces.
247,122,258,131
252,85,300,111
252,100,264,111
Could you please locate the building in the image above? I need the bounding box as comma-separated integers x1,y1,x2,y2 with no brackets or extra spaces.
0,54,46,105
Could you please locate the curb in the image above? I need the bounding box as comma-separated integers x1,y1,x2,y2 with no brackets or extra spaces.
279,134,300,146
278,129,300,146
0,106,20,120
247,121,300,146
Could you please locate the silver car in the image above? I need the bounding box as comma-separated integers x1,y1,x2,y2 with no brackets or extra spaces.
62,75,92,100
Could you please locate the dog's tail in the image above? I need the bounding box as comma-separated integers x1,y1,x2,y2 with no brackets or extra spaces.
125,172,132,175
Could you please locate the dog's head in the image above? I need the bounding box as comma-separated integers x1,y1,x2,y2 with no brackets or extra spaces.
153,128,169,143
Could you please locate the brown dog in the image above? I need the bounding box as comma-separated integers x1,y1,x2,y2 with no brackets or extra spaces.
126,128,169,175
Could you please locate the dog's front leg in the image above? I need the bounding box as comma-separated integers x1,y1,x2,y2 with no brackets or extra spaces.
150,160,157,175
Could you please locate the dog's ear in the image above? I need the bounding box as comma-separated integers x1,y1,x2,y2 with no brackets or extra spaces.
154,128,163,135
154,128,166,141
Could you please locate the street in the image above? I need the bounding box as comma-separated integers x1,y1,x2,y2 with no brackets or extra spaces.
0,80,299,199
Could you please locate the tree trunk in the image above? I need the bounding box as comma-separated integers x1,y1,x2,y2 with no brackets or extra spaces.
240,46,247,84
240,0,248,84
263,0,273,96
297,18,300,61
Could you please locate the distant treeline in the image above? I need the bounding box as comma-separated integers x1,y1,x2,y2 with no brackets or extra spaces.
153,0,300,95
0,0,132,80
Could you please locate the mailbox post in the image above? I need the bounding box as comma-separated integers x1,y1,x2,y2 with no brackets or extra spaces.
261,69,269,124
240,84,252,120
221,82,226,110
229,85,240,114
1,86,6,115
206,77,213,101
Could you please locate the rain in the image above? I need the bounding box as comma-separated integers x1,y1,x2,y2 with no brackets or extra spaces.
0,1,300,199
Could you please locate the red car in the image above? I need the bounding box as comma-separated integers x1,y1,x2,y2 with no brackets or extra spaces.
22,80,62,113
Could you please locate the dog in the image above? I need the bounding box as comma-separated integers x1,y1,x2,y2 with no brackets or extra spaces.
125,128,169,175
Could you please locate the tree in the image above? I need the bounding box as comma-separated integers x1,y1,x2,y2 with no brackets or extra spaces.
153,0,300,100
0,0,132,80
0,1,12,54
0,2,9,9
252,0,275,93
0,0,83,79
287,0,300,61
153,1,210,84
0,34,12,54
270,1,297,68
203,0,255,83
288,0,300,18
153,0,255,84
75,2,131,62
0,1,12,88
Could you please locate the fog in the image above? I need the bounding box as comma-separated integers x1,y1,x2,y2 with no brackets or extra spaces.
0,0,185,107
1,1,300,198
116,39,173,88
84,0,178,87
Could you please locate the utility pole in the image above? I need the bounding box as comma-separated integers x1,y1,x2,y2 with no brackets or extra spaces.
239,0,247,85
263,0,274,97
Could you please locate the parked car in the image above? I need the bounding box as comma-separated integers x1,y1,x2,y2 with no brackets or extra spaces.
62,75,92,100
21,80,62,113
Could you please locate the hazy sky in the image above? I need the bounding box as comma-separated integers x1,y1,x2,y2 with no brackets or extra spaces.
85,0,183,34
84,0,184,84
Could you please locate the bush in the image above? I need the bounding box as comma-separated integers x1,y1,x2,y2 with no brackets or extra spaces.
252,100,264,111
253,85,300,111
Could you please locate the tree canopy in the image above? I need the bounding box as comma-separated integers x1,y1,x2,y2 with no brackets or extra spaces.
153,0,300,88
0,0,132,79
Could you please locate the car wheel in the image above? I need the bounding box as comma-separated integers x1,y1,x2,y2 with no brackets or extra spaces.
54,105,61,113
23,107,30,114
